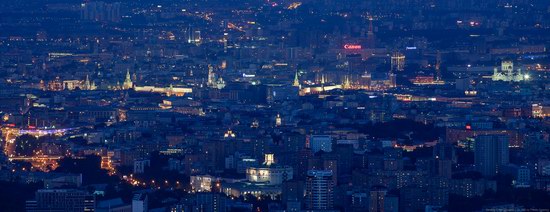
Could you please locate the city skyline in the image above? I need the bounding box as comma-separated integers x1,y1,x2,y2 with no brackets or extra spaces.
0,0,549,211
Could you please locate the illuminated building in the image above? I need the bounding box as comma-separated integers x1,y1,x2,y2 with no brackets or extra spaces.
224,129,236,138
342,75,353,90
292,70,301,88
411,76,435,85
275,114,282,127
246,154,293,185
47,77,64,91
134,86,192,97
82,75,97,90
391,52,405,72
360,71,372,89
250,119,260,128
207,65,217,88
122,69,134,90
492,61,525,82
215,76,226,89
193,30,202,45
223,32,229,53
531,104,547,118
186,27,202,45
190,175,220,192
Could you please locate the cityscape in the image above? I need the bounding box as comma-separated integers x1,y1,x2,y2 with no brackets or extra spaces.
0,0,549,211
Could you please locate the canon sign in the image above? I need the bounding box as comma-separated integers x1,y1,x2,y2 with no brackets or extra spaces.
343,44,362,50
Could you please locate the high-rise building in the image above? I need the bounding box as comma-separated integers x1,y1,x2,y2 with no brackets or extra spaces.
207,65,217,88
26,189,95,212
366,16,376,48
391,52,405,72
305,170,334,210
475,135,510,177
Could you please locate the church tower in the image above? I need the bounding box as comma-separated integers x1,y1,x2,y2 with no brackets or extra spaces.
293,70,301,88
122,69,134,90
207,64,217,88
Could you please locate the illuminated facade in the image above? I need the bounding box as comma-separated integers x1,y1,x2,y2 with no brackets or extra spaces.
492,61,525,82
122,69,134,90
391,52,405,72
246,154,293,185
190,175,220,192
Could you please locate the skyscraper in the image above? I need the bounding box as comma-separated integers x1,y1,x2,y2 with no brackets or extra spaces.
305,170,334,210
475,135,510,177
391,52,405,72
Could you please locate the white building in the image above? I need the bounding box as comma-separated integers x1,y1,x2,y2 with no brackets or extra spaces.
492,61,526,82
246,154,293,185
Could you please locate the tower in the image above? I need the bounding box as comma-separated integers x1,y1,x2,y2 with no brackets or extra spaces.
361,71,372,89
305,170,334,210
216,76,226,89
122,69,133,90
292,70,301,88
366,16,376,48
222,32,229,53
264,153,275,166
391,52,405,72
435,51,443,82
83,75,91,90
207,65,217,88
275,114,282,127
389,72,396,88
342,75,352,90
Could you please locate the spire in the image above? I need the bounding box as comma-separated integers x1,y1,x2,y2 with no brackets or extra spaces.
168,84,174,96
293,70,301,88
207,64,217,88
435,51,442,82
275,114,282,127
125,69,131,81
84,75,91,90
321,74,326,91
342,75,352,90
123,69,133,90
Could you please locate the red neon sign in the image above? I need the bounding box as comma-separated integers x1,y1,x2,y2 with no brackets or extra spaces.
344,44,362,50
